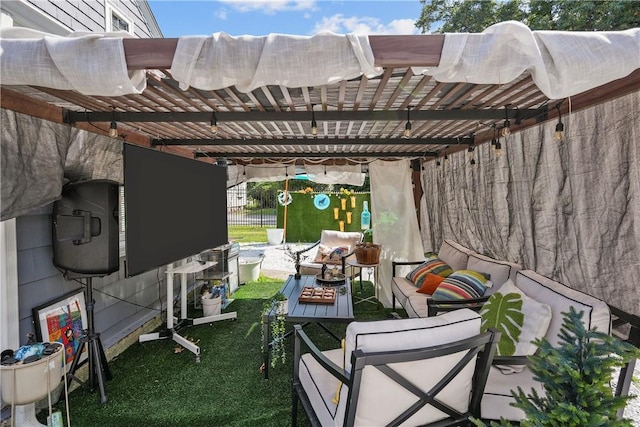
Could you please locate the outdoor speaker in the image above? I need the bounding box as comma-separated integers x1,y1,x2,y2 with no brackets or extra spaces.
52,180,119,277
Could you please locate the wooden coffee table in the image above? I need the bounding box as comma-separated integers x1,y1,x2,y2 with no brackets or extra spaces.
262,274,353,379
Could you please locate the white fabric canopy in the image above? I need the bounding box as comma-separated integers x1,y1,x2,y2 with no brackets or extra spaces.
170,31,381,92
414,21,640,99
370,160,424,308
0,27,146,96
304,164,365,186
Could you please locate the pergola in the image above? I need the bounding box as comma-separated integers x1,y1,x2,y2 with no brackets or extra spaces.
2,33,639,165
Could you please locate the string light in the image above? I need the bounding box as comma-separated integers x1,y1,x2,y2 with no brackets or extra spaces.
109,107,118,138
494,140,502,157
311,107,317,136
501,105,511,137
210,112,218,134
554,103,565,142
467,144,474,159
403,106,412,138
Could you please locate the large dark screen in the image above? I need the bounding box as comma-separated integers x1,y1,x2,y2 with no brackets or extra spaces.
124,144,228,276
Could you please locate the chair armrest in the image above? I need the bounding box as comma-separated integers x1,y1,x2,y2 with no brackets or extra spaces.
341,249,357,274
392,260,424,276
491,355,532,366
426,296,489,317
293,324,349,385
294,240,321,256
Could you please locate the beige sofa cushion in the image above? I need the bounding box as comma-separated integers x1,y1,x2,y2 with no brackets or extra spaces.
466,253,522,292
438,239,474,271
515,270,611,346
482,365,543,421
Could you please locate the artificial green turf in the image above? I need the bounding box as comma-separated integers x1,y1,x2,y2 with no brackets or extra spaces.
46,279,401,426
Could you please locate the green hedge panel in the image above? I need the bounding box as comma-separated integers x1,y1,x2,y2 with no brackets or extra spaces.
276,192,371,242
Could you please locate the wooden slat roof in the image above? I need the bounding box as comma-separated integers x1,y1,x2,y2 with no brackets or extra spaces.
2,35,639,165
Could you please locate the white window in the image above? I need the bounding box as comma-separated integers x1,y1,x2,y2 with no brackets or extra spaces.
105,3,134,34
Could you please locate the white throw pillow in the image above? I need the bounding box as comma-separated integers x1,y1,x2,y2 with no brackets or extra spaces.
481,279,552,374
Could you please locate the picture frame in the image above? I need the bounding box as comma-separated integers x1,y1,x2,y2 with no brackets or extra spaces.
32,288,87,370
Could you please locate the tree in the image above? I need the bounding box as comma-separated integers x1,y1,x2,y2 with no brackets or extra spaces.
416,0,640,33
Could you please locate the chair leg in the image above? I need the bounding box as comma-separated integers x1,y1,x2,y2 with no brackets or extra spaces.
291,389,298,427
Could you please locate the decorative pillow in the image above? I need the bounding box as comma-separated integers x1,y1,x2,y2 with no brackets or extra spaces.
480,279,552,373
406,258,453,289
432,270,491,301
416,273,445,295
314,245,350,264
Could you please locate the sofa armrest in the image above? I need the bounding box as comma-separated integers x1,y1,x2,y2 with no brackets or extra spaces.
392,260,424,276
293,324,349,385
426,296,490,317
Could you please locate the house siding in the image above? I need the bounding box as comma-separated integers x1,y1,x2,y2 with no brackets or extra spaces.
15,203,189,352
5,0,166,356
11,0,162,36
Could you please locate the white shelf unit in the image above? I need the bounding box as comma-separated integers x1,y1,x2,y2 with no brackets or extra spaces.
138,259,237,362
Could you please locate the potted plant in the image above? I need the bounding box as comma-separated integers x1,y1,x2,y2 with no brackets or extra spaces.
261,292,288,368
473,307,640,427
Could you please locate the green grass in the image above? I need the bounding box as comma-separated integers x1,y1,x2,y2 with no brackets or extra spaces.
45,279,399,426
228,226,268,243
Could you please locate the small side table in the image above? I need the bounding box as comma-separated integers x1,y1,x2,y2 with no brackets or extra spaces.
347,260,380,305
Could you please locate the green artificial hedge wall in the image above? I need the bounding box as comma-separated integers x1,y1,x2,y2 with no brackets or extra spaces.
277,192,371,242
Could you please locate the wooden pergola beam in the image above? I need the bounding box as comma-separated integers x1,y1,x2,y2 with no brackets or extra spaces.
121,35,445,70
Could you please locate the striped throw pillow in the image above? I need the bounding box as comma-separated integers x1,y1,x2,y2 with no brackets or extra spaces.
432,270,491,300
406,258,453,289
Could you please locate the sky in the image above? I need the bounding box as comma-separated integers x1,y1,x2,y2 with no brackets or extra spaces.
148,0,425,37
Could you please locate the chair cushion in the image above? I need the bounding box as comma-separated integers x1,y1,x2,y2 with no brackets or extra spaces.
437,240,474,271
339,309,483,425
480,280,552,372
342,309,481,373
391,277,426,317
298,348,344,426
432,270,491,301
514,270,610,346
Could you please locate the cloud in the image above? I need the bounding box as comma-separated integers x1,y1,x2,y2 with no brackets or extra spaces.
219,0,316,15
215,8,228,20
312,14,419,35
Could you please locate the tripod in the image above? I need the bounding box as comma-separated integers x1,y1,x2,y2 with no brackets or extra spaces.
67,277,112,403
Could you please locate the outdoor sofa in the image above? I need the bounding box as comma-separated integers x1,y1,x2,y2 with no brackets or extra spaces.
391,239,639,422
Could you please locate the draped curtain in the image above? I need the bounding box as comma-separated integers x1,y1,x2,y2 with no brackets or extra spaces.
420,93,640,316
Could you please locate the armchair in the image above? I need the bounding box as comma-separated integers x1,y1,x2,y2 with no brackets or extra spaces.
292,309,500,427
293,230,363,278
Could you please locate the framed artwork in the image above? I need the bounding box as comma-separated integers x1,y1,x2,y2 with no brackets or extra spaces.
33,288,87,369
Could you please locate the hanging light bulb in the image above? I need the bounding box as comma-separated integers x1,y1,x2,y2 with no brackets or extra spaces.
210,112,218,134
553,103,565,142
444,153,449,162
109,120,118,138
108,107,118,138
311,108,317,136
243,166,246,176
323,164,327,175
467,144,474,159
403,106,412,138
470,158,477,169
494,141,502,158
436,158,441,167
501,105,511,137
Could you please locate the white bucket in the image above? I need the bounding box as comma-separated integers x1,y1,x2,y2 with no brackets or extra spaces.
201,296,221,316
0,344,63,405
239,257,263,284
267,228,284,245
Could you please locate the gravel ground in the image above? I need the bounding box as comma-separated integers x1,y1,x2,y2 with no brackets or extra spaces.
239,242,640,424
